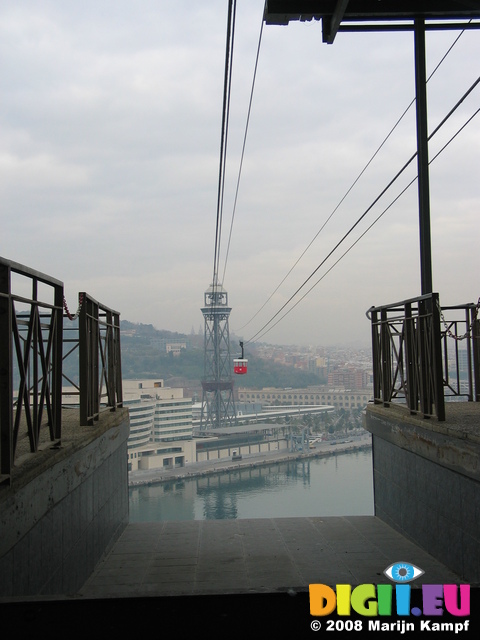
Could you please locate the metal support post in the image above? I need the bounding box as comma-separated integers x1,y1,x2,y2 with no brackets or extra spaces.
414,18,433,295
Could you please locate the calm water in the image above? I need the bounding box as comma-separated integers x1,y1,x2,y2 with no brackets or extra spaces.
128,448,374,522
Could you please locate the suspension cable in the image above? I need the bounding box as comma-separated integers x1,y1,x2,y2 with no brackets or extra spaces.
250,106,480,343
236,23,471,333
221,5,265,285
212,0,237,287
245,77,480,344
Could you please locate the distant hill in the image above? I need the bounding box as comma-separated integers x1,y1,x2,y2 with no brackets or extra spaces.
120,320,202,344
120,321,325,392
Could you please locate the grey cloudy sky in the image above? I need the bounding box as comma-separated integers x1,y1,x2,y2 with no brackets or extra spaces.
2,1,479,347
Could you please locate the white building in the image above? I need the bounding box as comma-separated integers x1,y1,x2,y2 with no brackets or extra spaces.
123,379,195,472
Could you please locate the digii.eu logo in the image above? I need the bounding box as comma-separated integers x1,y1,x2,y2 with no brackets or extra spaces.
309,561,471,632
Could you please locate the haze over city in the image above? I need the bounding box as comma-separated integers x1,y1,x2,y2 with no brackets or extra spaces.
2,1,479,347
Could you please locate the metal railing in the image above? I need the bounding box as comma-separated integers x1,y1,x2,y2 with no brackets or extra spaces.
0,258,63,479
0,257,123,482
367,293,480,421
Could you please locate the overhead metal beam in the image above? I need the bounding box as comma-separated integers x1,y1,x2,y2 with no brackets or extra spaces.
323,0,350,43
264,1,480,27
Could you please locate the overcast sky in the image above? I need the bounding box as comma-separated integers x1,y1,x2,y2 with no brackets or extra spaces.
2,1,479,348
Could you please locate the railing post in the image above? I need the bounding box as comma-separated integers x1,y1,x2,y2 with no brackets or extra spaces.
380,308,391,405
79,293,100,425
105,309,123,411
418,297,430,417
0,262,12,477
114,310,123,408
91,298,100,421
79,295,87,426
52,284,64,440
32,278,39,449
431,294,445,420
419,295,444,420
463,306,474,401
105,310,116,409
404,301,418,413
370,308,381,402
472,315,480,402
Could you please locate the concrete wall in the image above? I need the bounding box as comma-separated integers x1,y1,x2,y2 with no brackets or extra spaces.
0,408,130,598
196,438,289,462
365,403,480,584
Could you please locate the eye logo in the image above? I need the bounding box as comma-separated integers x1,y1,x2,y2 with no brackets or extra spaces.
384,561,424,583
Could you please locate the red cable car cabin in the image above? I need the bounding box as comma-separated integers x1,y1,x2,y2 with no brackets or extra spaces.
233,358,248,375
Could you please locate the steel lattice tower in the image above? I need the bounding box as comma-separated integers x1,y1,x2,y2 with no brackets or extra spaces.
200,282,236,430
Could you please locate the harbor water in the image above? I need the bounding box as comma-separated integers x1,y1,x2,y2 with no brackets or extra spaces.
128,447,374,522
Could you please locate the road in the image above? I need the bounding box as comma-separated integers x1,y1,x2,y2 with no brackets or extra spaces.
128,431,372,486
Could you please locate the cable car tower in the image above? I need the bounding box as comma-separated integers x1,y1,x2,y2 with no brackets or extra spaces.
200,281,236,430
200,1,246,429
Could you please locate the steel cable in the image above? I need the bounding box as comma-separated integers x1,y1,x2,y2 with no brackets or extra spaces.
245,79,480,344
236,23,473,335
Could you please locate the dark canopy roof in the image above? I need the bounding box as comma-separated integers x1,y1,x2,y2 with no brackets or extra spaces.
264,1,480,43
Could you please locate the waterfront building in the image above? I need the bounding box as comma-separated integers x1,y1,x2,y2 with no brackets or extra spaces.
237,386,373,411
123,379,195,472
125,397,155,449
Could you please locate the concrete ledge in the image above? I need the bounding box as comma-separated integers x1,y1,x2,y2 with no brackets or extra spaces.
366,402,480,482
365,402,480,583
2,408,129,491
0,408,130,597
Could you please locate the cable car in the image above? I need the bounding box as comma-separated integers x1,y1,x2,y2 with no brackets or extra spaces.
233,341,248,375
